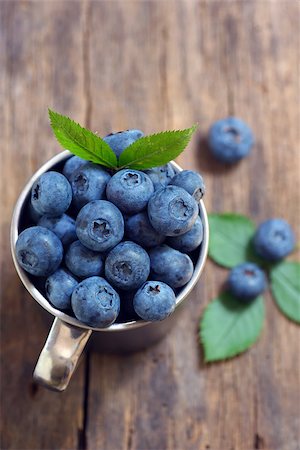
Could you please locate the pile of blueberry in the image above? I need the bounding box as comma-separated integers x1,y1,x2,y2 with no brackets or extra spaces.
15,130,206,328
206,117,295,302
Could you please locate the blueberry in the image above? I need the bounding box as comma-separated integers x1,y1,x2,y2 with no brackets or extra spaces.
16,226,63,277
168,216,203,253
65,240,104,278
62,155,86,180
31,171,72,216
208,117,254,163
125,211,165,247
147,185,198,236
105,241,150,291
170,170,205,202
228,262,266,302
253,218,295,262
133,281,176,321
149,245,194,289
144,163,175,191
103,129,144,158
45,269,78,310
71,276,120,327
106,169,154,214
76,200,124,252
38,214,77,247
70,162,111,210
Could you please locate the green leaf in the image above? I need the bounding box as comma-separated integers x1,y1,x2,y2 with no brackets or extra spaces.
48,109,117,168
270,261,300,324
208,213,258,268
200,292,265,362
118,125,197,170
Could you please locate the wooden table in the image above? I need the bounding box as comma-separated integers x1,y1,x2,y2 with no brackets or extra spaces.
1,2,299,449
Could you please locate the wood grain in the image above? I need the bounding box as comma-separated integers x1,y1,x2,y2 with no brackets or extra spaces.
0,2,88,449
1,1,299,450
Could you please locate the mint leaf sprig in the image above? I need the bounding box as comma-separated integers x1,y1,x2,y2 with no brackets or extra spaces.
49,109,118,169
49,109,197,171
200,212,299,363
118,126,197,170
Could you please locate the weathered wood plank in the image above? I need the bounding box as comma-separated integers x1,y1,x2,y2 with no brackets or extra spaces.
0,2,89,449
86,2,300,450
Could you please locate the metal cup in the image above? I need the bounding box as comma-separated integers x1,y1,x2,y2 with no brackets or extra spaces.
11,151,209,391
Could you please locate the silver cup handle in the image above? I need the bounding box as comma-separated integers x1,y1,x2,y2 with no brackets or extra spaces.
33,318,92,391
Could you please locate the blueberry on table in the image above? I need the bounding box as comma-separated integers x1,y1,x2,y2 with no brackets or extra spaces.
105,241,150,291
16,226,63,277
149,245,194,289
31,171,72,216
144,163,175,191
71,276,120,328
208,117,254,163
45,269,78,310
125,211,165,248
38,214,77,247
103,129,144,158
148,185,198,236
106,169,154,215
62,155,86,180
170,170,205,202
227,262,266,302
70,162,111,210
253,218,295,262
76,200,124,252
168,216,203,253
65,240,104,278
133,281,176,321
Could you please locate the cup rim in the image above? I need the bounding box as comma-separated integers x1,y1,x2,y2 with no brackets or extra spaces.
10,151,209,332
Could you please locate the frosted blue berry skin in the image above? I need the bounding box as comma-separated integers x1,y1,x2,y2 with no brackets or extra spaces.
106,169,154,215
76,200,124,252
149,245,194,289
125,211,165,248
105,241,150,291
65,240,104,278
144,163,175,191
45,269,78,310
228,262,266,302
103,129,144,158
133,281,176,321
168,216,203,253
170,170,205,202
71,276,120,328
62,155,86,180
208,117,254,163
38,214,77,247
16,226,63,277
70,162,111,210
31,171,72,217
253,218,296,262
147,185,198,237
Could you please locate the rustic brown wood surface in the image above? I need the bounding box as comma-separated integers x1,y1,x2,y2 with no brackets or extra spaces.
1,1,299,450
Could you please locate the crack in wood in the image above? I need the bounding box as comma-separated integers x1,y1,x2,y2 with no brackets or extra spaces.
83,0,92,129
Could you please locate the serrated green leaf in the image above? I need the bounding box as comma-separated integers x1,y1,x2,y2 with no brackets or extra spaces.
118,125,197,170
270,261,300,324
208,213,260,268
200,292,265,362
49,109,117,168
